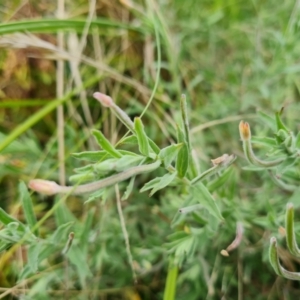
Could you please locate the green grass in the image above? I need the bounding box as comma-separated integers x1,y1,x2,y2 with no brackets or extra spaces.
1,0,300,299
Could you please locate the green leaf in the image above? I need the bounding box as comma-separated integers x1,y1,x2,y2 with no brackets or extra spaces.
192,183,224,221
159,144,183,168
0,18,145,36
19,181,38,235
0,229,20,243
74,164,94,173
242,165,268,171
93,158,118,174
0,240,11,253
251,136,277,147
269,237,283,277
295,132,300,148
50,222,74,245
276,129,290,144
118,150,141,156
165,231,201,266
176,125,189,178
167,231,190,241
0,208,26,232
92,129,122,158
54,198,77,226
275,108,289,133
122,176,136,200
178,204,203,214
257,110,276,131
72,151,109,162
140,171,178,196
207,168,234,192
80,209,95,250
134,117,150,157
115,155,144,172
27,242,42,273
148,138,161,154
285,203,300,257
84,189,106,204
180,94,191,151
67,245,92,287
118,135,138,145
69,172,96,184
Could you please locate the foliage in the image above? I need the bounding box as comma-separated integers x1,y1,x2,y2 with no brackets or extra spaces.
1,0,300,299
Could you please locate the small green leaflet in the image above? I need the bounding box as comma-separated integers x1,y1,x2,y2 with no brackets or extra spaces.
159,144,183,168
27,242,42,273
92,129,122,158
176,125,189,178
134,117,150,157
19,181,38,235
72,151,109,162
275,109,289,133
192,182,224,221
122,176,136,200
258,110,276,132
140,171,177,196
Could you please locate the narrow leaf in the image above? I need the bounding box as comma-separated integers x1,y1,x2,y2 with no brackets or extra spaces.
251,136,277,147
257,110,276,131
74,164,94,173
275,108,289,132
0,208,26,231
140,172,177,196
176,125,189,178
72,151,109,162
69,173,95,184
50,222,74,244
118,135,138,145
115,155,144,172
179,204,203,214
67,245,92,286
180,94,191,151
19,181,38,235
84,189,106,204
286,203,300,257
134,117,150,156
27,242,41,273
80,209,95,248
148,138,160,154
159,144,183,168
93,158,118,173
92,129,122,158
122,176,136,200
192,183,224,221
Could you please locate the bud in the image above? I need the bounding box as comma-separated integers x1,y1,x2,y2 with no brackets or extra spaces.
28,179,60,195
220,249,229,257
93,92,114,107
239,120,251,141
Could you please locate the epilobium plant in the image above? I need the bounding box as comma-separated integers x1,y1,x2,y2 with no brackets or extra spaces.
239,109,300,280
27,92,236,297
0,92,236,299
30,92,236,213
